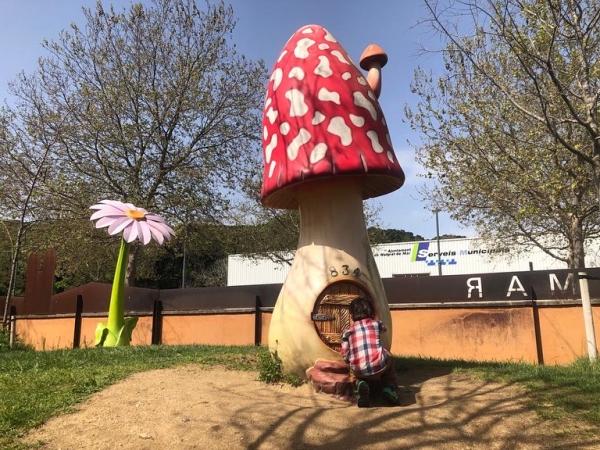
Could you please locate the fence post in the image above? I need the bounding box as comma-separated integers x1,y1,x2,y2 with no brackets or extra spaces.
73,295,83,349
578,272,598,361
529,264,544,364
9,305,16,348
254,296,262,346
151,299,163,345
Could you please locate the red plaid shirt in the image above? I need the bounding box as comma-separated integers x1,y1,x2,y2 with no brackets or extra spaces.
340,318,389,377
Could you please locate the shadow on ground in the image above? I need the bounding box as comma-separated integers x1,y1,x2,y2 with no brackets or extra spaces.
232,361,599,449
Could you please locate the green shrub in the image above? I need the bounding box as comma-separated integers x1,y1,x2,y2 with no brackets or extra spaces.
257,350,304,386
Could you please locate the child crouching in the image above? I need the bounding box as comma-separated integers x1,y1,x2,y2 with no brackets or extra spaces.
341,297,399,407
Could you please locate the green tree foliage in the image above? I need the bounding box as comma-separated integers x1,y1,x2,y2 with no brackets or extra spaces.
407,0,600,268
368,227,425,244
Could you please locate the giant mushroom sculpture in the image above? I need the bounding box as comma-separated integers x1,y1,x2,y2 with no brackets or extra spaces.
262,25,404,376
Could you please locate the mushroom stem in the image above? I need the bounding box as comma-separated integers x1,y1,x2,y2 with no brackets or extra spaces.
365,62,382,98
268,180,392,375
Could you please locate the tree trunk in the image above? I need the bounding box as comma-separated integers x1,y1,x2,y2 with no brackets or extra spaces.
125,244,139,287
568,215,585,269
2,225,25,326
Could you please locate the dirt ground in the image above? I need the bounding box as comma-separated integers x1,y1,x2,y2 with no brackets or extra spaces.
25,365,600,449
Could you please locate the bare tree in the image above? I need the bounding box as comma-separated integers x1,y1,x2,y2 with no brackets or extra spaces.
0,109,53,325
10,0,266,284
408,0,600,267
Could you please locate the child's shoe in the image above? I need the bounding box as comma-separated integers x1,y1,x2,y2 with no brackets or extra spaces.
382,385,400,405
356,380,370,408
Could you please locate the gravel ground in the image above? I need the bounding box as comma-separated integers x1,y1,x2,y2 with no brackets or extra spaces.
25,365,600,449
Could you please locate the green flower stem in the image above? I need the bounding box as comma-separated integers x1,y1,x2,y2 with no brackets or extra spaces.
107,238,129,338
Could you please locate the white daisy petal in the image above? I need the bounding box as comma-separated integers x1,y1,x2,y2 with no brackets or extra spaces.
90,207,124,221
94,216,115,229
135,221,145,244
139,221,152,245
145,214,166,224
98,200,128,210
108,217,133,236
147,220,173,240
124,222,139,243
147,224,165,245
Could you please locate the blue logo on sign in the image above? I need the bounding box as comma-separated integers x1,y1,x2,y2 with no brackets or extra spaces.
412,242,430,262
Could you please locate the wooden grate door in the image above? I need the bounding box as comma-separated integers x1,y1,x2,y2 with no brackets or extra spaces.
311,281,373,351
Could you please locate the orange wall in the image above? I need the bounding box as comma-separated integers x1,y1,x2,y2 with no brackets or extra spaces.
14,307,600,365
260,312,272,345
16,318,75,350
537,306,600,364
390,308,538,363
161,314,255,346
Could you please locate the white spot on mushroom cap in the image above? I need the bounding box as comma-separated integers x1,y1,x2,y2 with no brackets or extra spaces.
294,38,315,58
314,55,333,78
309,143,328,164
302,27,313,34
330,50,349,64
265,134,278,163
353,91,377,120
350,114,365,127
387,151,395,163
285,89,309,117
266,107,278,124
368,90,377,101
287,128,311,160
357,76,367,86
289,67,305,80
318,43,330,50
277,50,287,62
312,111,326,125
327,116,352,146
331,50,350,64
342,72,351,80
269,160,277,178
318,87,340,105
280,122,290,135
367,130,384,153
265,97,272,108
263,126,268,140
271,68,283,90
324,31,337,42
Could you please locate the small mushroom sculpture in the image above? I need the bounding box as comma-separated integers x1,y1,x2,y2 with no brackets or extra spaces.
262,25,404,375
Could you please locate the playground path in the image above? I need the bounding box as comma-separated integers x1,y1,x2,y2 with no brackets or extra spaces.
25,366,600,449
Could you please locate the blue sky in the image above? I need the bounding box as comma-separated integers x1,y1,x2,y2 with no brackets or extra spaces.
0,0,474,239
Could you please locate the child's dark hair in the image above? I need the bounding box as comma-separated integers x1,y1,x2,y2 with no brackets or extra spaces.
350,297,373,321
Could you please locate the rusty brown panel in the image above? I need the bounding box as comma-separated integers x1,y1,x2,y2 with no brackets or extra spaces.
23,249,56,315
49,282,158,314
0,296,24,315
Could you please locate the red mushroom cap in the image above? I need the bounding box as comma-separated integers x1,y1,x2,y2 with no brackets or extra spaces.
261,25,405,209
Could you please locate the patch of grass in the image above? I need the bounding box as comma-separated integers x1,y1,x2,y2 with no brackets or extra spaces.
0,344,262,449
0,327,32,353
394,355,600,426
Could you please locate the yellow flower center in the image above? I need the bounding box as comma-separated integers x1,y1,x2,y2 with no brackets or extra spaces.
125,209,146,220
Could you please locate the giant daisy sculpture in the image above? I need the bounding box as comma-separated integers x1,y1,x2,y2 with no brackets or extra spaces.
90,200,174,347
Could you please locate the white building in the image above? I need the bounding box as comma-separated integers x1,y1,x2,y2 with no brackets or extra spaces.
227,237,600,286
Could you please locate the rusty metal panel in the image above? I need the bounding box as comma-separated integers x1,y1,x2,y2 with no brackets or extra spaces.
23,249,56,315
